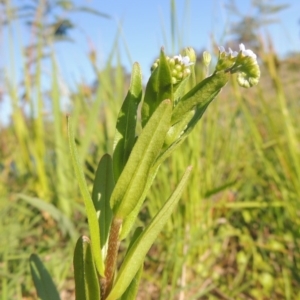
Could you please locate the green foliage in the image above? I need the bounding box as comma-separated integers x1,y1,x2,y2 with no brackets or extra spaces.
92,155,114,251
1,0,300,299
171,71,229,124
73,236,100,300
106,167,192,300
119,228,144,300
110,99,172,219
32,40,253,298
113,63,143,182
29,254,61,300
141,49,173,127
68,41,258,298
68,118,105,277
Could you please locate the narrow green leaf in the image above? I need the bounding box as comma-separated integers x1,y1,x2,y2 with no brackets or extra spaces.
141,49,173,127
68,117,104,276
113,63,142,182
110,99,172,219
164,110,195,146
173,75,190,101
73,236,100,300
119,228,144,300
152,101,213,170
153,89,222,169
92,154,114,251
180,90,220,136
153,138,185,172
171,71,229,124
119,265,143,300
106,167,192,300
119,165,159,240
29,254,60,300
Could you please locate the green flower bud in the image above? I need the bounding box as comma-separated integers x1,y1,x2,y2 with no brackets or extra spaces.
215,46,236,71
203,51,211,67
175,64,182,72
169,58,175,67
177,72,183,79
183,68,191,77
171,77,177,84
150,50,194,84
181,47,196,64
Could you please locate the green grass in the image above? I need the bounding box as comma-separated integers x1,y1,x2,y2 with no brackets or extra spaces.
1,1,300,299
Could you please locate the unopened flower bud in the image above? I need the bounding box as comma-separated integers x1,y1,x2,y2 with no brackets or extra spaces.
181,47,196,64
183,68,191,77
169,58,175,67
203,51,211,67
150,49,195,84
175,64,182,72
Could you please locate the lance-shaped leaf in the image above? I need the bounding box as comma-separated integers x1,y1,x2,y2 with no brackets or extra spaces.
73,236,100,300
151,89,222,172
68,117,104,276
153,76,227,169
119,105,193,239
110,99,172,219
179,92,219,138
153,138,185,173
171,71,229,125
168,89,219,151
173,75,191,101
119,165,159,240
113,63,142,181
141,49,173,127
154,92,221,170
29,254,60,300
119,265,143,300
92,154,114,253
164,110,195,147
106,166,192,300
119,228,144,300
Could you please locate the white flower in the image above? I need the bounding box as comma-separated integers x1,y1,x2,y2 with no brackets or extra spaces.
239,43,257,59
173,54,193,67
218,46,226,53
173,54,183,63
216,43,260,87
228,48,238,57
218,46,238,58
181,55,193,66
219,44,257,59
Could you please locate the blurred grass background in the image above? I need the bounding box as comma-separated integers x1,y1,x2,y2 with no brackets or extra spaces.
1,0,300,299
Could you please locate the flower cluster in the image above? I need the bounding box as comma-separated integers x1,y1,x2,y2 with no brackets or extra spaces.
216,43,260,88
151,53,194,84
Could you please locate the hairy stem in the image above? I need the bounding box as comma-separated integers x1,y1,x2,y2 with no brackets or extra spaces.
102,217,122,299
